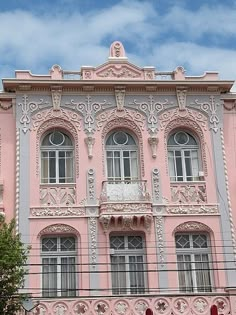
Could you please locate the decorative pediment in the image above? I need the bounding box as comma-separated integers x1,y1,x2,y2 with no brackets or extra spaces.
81,41,155,81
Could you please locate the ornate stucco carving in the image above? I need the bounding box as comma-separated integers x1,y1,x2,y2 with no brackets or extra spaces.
155,216,165,266
171,184,207,203
31,107,82,131
38,224,79,237
220,129,236,263
74,302,89,315
100,203,151,213
65,95,110,134
53,303,67,315
89,217,97,269
31,207,85,217
174,221,212,233
135,300,148,315
36,118,79,177
191,96,220,132
166,204,218,215
51,86,62,111
176,87,187,111
99,214,152,233
101,118,145,177
97,65,141,79
18,94,49,133
97,108,145,131
40,186,76,206
162,110,208,176
115,301,128,315
87,169,96,201
115,87,126,111
84,136,95,158
193,298,208,313
148,136,158,158
129,96,172,133
0,100,13,110
152,168,160,202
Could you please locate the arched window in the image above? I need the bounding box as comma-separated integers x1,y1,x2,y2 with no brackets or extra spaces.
106,131,138,181
41,130,74,183
168,131,200,182
175,233,212,292
110,234,146,294
41,235,77,297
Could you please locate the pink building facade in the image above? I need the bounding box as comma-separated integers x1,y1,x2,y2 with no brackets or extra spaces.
0,41,236,315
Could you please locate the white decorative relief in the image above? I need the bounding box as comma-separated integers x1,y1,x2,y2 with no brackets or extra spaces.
51,86,62,111
171,184,207,203
193,298,208,313
87,169,96,201
31,207,85,217
152,168,160,202
38,224,79,237
84,136,95,158
148,136,158,158
65,95,110,133
15,128,20,233
135,300,148,315
191,96,220,132
40,186,76,206
115,301,128,315
174,221,212,233
115,87,126,111
97,108,145,131
155,216,165,266
94,301,109,315
89,217,97,269
97,65,141,79
100,203,151,213
129,96,171,133
53,303,67,315
176,87,187,111
174,298,188,314
18,94,49,133
74,302,89,315
166,204,218,215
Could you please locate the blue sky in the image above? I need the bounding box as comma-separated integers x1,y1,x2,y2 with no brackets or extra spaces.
0,0,236,88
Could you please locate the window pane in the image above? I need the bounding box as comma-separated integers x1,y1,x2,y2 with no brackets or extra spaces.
168,151,176,181
42,238,57,252
195,254,211,292
129,256,145,294
42,258,57,297
128,236,143,249
61,257,76,297
60,237,76,251
110,236,125,249
176,156,183,181
177,255,193,292
175,235,190,248
111,256,126,294
123,157,131,179
49,153,56,183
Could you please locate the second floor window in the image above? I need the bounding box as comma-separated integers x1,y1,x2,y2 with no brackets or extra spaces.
110,235,146,295
41,130,74,183
168,131,200,182
106,131,138,182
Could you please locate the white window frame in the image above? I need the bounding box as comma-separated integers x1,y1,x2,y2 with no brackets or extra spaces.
41,131,74,184
41,236,77,297
168,131,201,182
110,234,146,295
106,131,139,182
175,233,212,293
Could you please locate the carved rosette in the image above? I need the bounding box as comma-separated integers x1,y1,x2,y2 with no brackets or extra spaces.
193,298,208,314
135,300,148,315
53,303,67,315
154,299,170,314
74,302,89,315
94,301,109,315
173,298,188,314
114,301,128,315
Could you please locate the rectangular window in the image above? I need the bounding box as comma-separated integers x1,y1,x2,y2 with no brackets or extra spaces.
110,235,146,295
41,236,76,297
175,234,212,292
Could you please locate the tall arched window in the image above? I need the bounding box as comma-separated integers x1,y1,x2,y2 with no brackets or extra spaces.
106,131,139,181
41,235,77,297
175,233,212,292
41,130,74,183
168,131,200,182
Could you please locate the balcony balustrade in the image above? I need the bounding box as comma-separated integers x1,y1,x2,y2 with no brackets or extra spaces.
170,182,207,204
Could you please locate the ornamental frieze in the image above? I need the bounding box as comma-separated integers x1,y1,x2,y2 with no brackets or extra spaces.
31,207,86,217
100,203,152,213
166,204,219,215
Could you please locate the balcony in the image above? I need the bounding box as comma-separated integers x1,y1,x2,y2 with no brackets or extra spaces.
100,180,150,203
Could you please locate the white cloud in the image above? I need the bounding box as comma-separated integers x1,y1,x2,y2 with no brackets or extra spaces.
0,0,235,88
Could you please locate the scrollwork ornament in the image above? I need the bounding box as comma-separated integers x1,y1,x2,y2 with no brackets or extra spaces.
129,96,171,133
191,96,220,133
155,216,165,266
152,168,160,202
38,224,79,237
18,94,49,133
89,217,97,268
65,95,110,134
